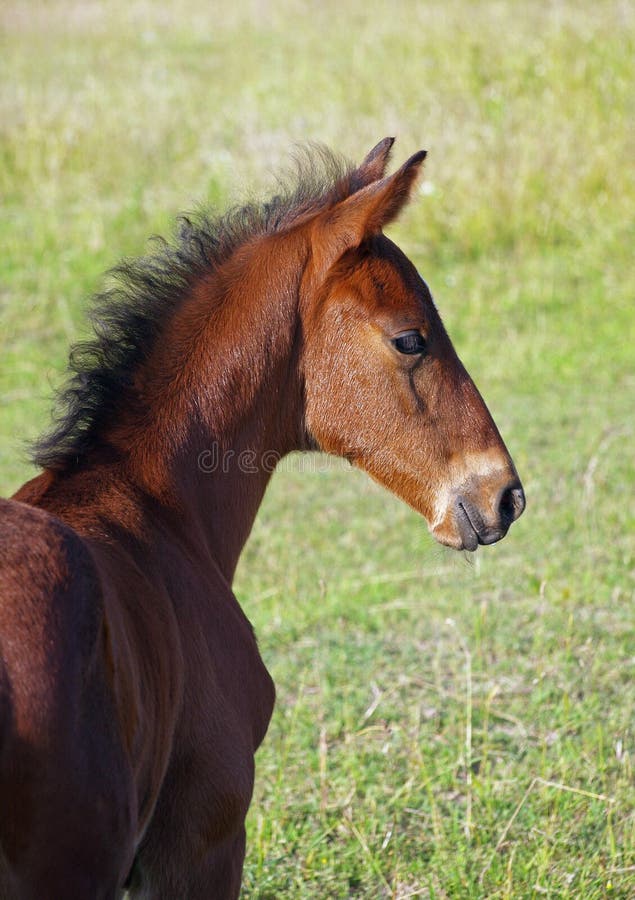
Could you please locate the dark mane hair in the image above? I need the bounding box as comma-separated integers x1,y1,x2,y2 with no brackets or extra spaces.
32,147,359,471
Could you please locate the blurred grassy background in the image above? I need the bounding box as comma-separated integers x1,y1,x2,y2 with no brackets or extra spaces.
1,1,634,896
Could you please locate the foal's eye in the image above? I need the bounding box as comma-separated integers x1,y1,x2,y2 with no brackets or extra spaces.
392,331,427,356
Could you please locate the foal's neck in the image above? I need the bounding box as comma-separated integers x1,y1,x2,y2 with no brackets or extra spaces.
124,236,308,582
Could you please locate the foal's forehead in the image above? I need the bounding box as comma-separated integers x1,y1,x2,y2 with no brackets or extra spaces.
359,236,434,315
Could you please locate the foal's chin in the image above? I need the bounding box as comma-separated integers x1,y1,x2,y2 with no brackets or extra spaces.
432,527,485,553
429,520,478,552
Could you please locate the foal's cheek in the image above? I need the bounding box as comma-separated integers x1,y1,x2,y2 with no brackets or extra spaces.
391,368,427,419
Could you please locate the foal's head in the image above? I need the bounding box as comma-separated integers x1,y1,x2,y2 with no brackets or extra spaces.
300,140,524,550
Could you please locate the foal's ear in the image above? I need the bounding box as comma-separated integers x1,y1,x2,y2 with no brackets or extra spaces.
351,137,396,189
313,149,427,275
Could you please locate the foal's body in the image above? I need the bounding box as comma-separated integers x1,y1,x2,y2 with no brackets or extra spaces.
4,443,276,895
0,140,524,897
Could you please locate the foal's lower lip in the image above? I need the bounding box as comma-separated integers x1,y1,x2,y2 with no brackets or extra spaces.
457,502,479,551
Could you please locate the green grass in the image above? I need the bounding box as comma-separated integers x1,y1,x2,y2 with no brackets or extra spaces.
1,1,634,896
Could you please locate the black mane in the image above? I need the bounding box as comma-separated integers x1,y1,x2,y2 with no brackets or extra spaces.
32,147,356,471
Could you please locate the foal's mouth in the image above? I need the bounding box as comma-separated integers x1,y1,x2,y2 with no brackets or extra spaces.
456,499,505,551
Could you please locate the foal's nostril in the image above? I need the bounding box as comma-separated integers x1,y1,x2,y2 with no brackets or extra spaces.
498,483,526,529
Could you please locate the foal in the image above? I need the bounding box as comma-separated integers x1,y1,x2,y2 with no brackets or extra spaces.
0,139,524,897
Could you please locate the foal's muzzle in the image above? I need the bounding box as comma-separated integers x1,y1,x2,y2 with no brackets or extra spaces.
455,480,525,551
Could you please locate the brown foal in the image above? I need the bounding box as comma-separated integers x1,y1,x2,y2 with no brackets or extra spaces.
0,139,524,897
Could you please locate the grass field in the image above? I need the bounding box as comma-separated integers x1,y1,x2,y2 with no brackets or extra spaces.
1,1,634,896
